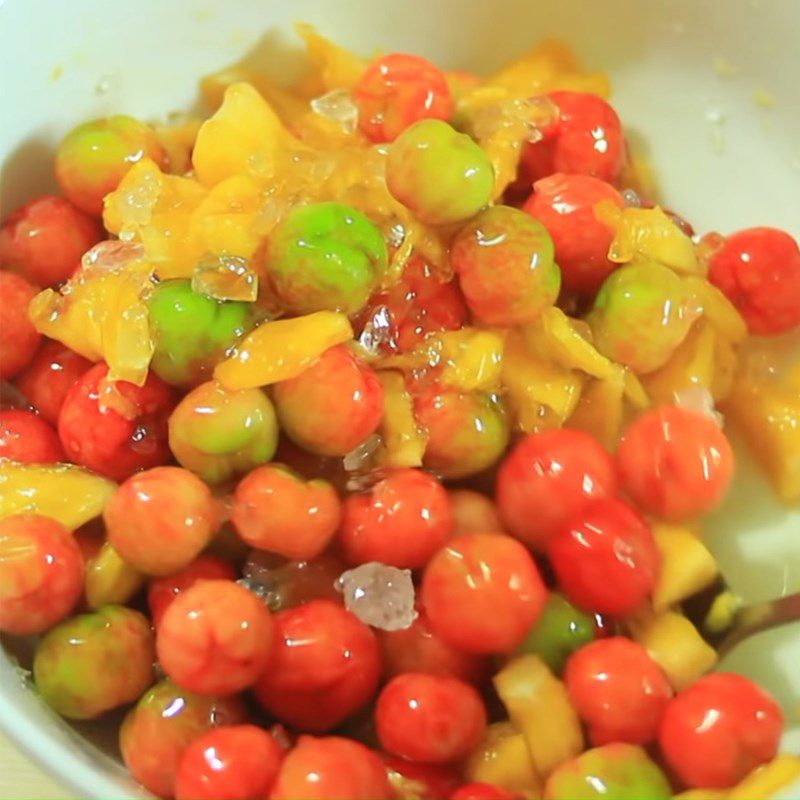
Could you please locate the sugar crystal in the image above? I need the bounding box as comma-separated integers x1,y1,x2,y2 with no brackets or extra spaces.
336,562,417,631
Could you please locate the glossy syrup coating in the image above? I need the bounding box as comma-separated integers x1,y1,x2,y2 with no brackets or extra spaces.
378,604,488,684
375,672,487,764
270,736,391,800
174,724,284,800
707,226,800,335
521,91,625,184
421,533,548,654
120,678,246,799
231,463,341,560
564,637,673,746
104,466,220,576
386,119,494,226
413,384,510,479
496,429,617,552
353,52,454,142
168,380,279,484
451,205,561,326
544,743,672,800
547,498,659,617
14,339,92,424
148,554,237,627
382,755,461,800
55,114,167,216
264,202,388,315
0,408,65,463
448,490,504,536
148,279,253,387
33,605,155,719
253,600,381,733
273,344,383,457
522,173,623,294
57,363,175,481
0,271,41,379
358,255,468,354
0,195,103,286
0,514,83,635
339,468,453,569
587,261,699,374
616,405,735,522
156,579,273,696
658,672,784,789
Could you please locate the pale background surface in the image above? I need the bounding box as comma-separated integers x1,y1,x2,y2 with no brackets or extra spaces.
0,729,76,800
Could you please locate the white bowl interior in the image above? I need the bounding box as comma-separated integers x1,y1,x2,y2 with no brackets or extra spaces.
1,0,798,797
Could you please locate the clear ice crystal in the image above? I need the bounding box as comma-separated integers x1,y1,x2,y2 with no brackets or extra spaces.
191,254,258,302
81,240,146,273
310,88,359,134
342,434,382,472
674,386,724,427
336,562,417,631
621,188,642,208
358,305,393,355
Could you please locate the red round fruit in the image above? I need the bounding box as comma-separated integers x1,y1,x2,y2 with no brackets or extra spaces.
658,673,783,789
273,344,383,457
0,514,84,635
253,600,381,732
382,753,461,799
378,605,488,684
521,91,625,184
14,339,92,424
0,195,103,286
449,490,504,537
496,429,617,551
57,363,175,481
156,579,274,696
0,408,65,463
616,405,734,522
376,672,487,764
231,463,341,561
707,226,800,335
421,533,547,654
450,784,520,800
523,173,623,293
339,468,453,569
547,498,659,616
358,255,467,354
148,555,237,627
270,736,391,800
564,637,673,745
353,53,454,143
104,466,220,576
0,271,40,379
174,724,284,800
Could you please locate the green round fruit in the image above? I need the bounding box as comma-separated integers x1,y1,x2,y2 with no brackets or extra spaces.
148,279,252,386
265,202,387,315
587,261,698,374
386,119,494,226
33,606,155,720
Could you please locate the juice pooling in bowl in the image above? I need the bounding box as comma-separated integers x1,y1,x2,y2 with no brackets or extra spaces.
1,15,800,800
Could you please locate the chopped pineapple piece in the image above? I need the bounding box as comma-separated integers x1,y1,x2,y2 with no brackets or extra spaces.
438,329,505,392
494,654,584,778
728,754,800,799
629,610,717,691
85,542,145,610
466,721,542,798
567,367,626,450
651,524,719,612
376,371,427,468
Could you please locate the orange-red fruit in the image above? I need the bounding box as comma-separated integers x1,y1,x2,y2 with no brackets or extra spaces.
0,195,102,286
616,405,734,522
0,271,40,379
231,464,341,560
174,725,284,800
0,408,65,463
421,533,548,654
270,736,391,800
0,514,83,635
156,579,274,696
375,672,487,764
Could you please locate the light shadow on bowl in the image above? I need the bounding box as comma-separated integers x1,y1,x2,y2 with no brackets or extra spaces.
0,137,58,216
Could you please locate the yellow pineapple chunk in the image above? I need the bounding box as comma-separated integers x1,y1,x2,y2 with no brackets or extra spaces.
466,722,542,798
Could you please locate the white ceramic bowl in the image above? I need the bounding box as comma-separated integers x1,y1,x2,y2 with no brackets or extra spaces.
1,0,798,797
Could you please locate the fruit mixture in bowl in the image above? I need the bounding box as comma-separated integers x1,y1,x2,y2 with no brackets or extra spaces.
1,25,799,800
